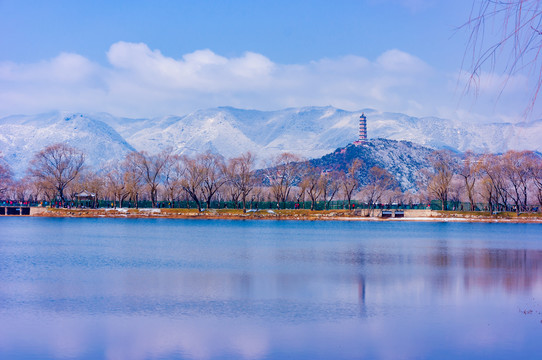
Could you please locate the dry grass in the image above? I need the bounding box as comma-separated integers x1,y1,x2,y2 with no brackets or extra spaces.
433,210,542,220
35,207,357,220
33,207,542,222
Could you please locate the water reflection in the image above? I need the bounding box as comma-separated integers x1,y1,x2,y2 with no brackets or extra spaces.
0,219,541,359
461,248,542,293
1,308,538,360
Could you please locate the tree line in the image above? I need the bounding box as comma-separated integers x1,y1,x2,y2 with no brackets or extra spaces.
0,143,541,213
422,150,542,214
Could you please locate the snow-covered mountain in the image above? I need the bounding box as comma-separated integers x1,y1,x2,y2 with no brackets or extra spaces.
310,139,436,192
367,111,542,154
118,106,542,157
121,106,360,159
1,106,541,177
0,112,135,176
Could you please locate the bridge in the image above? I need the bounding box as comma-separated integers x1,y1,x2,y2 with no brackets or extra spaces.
0,206,32,215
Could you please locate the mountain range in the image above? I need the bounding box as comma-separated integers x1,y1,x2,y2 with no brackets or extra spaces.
1,106,541,177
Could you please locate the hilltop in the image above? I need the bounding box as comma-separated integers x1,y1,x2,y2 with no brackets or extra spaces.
308,139,435,192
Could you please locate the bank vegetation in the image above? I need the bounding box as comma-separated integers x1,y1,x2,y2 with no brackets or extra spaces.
1,143,541,215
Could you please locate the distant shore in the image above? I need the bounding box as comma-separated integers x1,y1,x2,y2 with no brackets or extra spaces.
17,207,542,223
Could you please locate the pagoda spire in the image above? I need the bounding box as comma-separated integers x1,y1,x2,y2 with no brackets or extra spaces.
354,113,367,146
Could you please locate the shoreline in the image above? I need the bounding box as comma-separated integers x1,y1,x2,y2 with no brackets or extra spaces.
10,207,542,223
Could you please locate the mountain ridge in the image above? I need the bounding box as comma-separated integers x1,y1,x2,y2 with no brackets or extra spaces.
310,138,435,192
1,106,540,177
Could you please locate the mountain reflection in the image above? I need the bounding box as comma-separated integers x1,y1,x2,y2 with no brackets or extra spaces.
339,246,542,295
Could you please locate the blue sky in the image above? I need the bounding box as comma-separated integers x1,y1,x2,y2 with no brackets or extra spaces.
0,0,537,122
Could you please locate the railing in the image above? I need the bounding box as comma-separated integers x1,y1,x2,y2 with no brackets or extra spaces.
1,199,539,213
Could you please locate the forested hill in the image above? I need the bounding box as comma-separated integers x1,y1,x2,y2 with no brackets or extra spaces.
308,139,439,192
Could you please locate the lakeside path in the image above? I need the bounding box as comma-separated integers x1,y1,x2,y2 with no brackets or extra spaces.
23,207,542,223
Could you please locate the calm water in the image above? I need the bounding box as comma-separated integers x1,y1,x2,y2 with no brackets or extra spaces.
0,218,541,360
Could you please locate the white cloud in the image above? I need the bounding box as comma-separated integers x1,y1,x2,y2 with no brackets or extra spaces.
376,49,429,73
0,41,535,122
457,70,529,95
0,53,99,84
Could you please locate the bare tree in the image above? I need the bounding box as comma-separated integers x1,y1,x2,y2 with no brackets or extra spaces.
11,177,33,203
28,143,85,203
458,151,482,210
221,182,241,208
362,166,397,215
461,0,542,114
341,159,363,210
226,152,257,212
502,150,536,214
321,170,341,210
105,162,128,208
479,175,496,212
300,165,323,211
265,153,301,209
426,150,457,210
81,172,104,208
250,186,265,208
122,152,144,208
387,188,405,207
32,175,57,204
481,153,509,211
134,149,173,208
0,154,13,197
180,155,206,211
533,156,542,208
198,152,227,209
162,154,185,207
448,176,465,207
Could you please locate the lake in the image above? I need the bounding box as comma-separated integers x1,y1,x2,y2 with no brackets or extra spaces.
0,218,541,359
